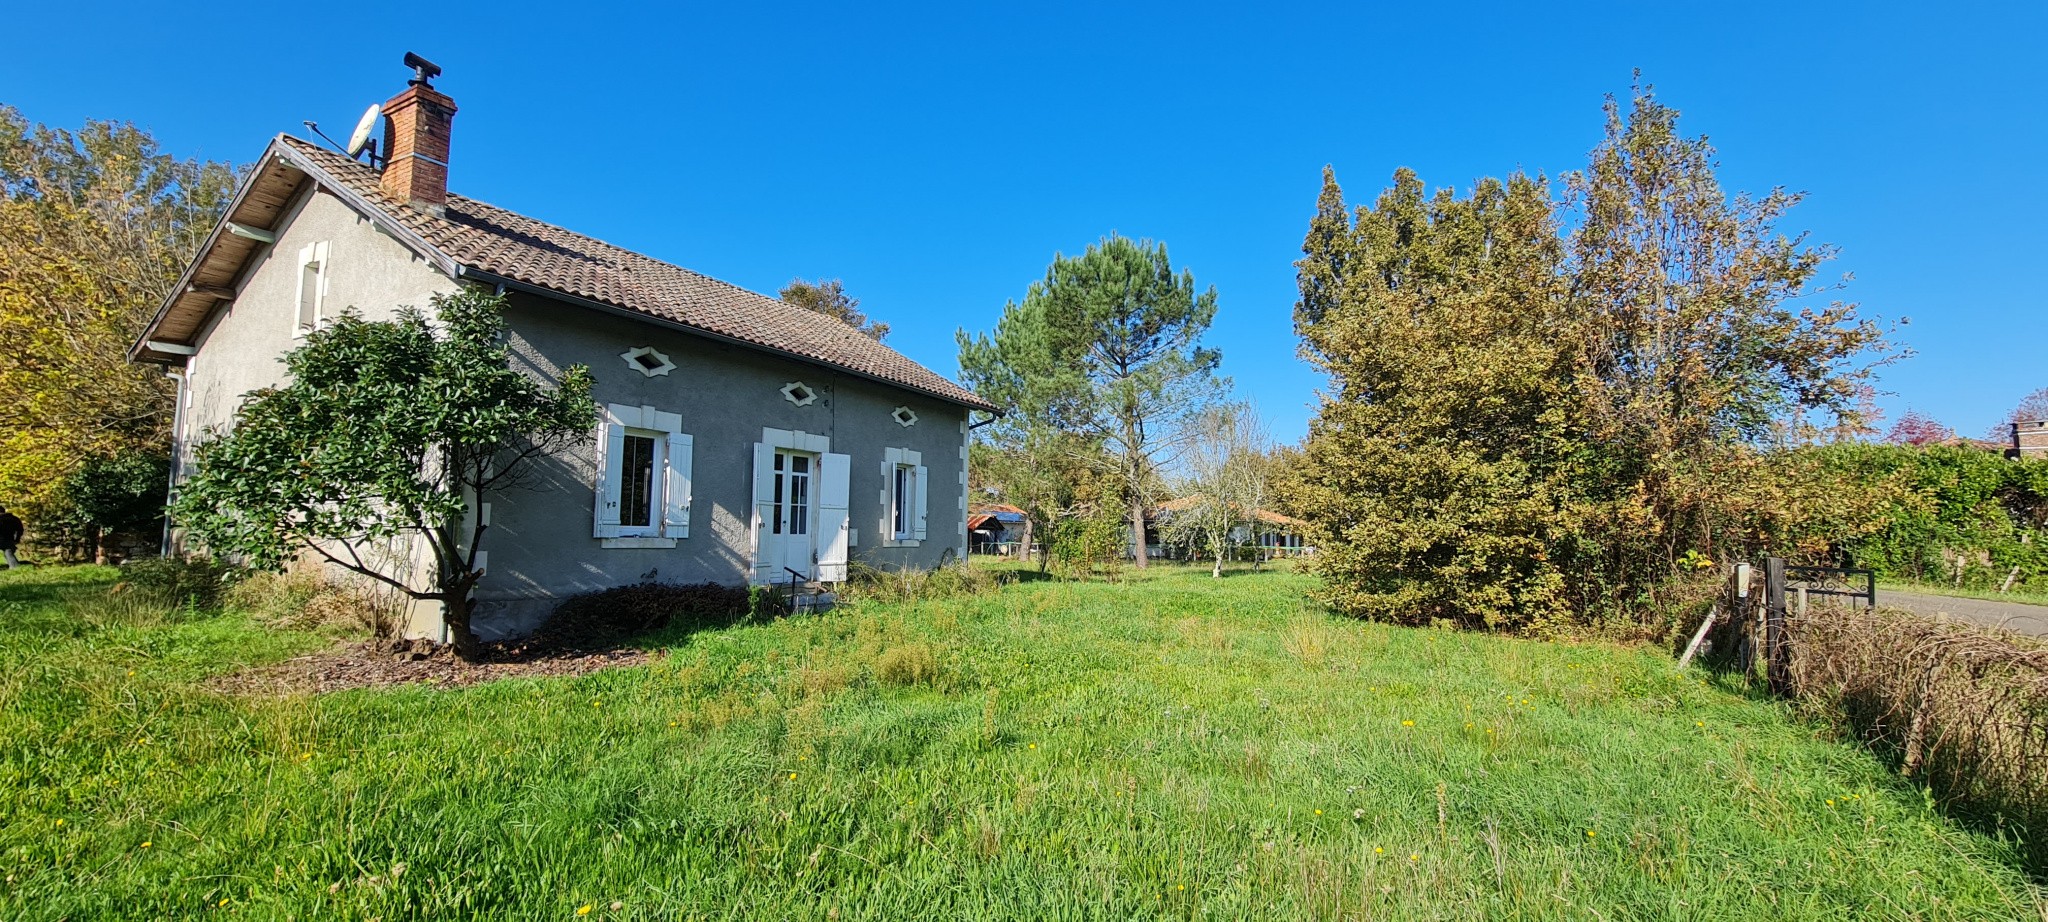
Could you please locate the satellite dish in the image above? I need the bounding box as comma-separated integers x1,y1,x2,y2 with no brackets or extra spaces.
345,103,382,159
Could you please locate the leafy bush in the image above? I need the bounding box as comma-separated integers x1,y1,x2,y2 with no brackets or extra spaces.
538,581,751,649
118,555,236,609
1800,444,2048,591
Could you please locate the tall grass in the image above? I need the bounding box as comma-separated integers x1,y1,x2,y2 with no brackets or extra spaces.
0,563,2041,919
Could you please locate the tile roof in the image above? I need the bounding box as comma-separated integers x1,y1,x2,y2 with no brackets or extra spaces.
279,136,994,411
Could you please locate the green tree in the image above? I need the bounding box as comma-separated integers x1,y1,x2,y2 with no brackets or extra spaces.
780,278,889,341
958,235,1223,567
59,450,170,558
0,106,238,546
172,290,596,658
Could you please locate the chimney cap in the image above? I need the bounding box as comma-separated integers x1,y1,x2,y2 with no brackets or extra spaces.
403,52,442,88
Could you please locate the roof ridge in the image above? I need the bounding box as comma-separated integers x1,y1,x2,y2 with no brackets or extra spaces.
271,135,992,411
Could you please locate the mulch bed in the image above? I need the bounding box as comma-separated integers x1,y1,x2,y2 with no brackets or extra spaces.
212,637,664,695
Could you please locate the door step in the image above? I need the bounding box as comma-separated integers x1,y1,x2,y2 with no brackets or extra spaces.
789,591,837,614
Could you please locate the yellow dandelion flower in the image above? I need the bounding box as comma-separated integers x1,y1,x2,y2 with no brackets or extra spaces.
1826,799,1834,806
577,905,592,917
1401,720,1414,727
1585,830,1595,838
1177,884,1185,891
1314,809,1322,815
1029,743,1037,750
141,841,152,848
1409,853,1419,861
789,772,797,780
219,898,231,907
1374,847,1383,854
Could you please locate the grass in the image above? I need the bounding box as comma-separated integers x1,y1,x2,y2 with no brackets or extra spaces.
1880,578,2048,608
2,562,2042,920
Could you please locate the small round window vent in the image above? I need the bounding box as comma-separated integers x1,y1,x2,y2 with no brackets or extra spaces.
620,346,675,377
892,406,918,427
781,381,818,407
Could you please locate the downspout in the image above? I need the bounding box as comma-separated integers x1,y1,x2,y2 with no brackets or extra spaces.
161,365,189,558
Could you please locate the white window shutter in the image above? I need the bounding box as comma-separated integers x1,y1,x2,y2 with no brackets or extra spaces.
751,442,778,582
663,431,693,538
295,244,318,333
817,452,851,582
913,464,929,540
594,423,625,538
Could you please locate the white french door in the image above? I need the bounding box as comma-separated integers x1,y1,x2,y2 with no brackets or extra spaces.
769,449,817,578
753,430,851,584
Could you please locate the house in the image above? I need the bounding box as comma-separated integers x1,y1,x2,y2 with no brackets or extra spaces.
968,504,1029,555
130,57,995,639
1152,496,1313,560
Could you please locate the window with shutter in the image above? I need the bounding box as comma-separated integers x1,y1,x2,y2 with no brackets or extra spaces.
592,404,692,547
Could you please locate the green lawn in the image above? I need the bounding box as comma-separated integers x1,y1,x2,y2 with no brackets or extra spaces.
2,563,2039,920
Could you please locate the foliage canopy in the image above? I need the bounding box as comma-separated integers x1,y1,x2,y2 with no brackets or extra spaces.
1294,83,1891,631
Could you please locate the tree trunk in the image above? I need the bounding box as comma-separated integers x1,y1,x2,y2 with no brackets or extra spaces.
1212,547,1224,578
1129,494,1150,569
444,595,485,661
1018,517,1034,563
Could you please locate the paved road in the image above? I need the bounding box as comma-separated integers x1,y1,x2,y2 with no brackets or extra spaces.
1877,589,2048,638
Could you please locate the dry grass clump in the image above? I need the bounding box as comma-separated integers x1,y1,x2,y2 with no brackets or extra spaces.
874,642,941,687
228,562,409,638
1788,604,2048,868
840,562,1009,604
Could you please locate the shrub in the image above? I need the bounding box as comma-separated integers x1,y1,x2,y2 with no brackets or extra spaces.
538,581,751,649
1787,604,2048,871
118,555,236,609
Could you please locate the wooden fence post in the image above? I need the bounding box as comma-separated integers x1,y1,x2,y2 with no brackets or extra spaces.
1764,557,1791,695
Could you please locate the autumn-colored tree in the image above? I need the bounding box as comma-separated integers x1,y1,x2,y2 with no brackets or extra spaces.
1294,81,1890,630
780,278,889,341
0,106,238,553
1886,411,1954,446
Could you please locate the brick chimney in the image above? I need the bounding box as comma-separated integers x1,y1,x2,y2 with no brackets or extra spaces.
2014,420,2048,459
379,54,456,213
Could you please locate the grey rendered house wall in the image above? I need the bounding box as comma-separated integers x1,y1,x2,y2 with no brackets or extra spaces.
467,293,971,637
179,187,458,448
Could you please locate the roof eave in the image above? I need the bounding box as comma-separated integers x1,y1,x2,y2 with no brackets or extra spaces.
129,136,460,365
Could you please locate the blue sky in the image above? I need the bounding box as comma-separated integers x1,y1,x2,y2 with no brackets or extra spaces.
6,1,2042,442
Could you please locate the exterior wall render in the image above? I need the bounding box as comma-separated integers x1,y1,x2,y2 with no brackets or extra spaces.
465,292,971,637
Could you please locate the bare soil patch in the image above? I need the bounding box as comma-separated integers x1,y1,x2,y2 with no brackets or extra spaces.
213,637,664,694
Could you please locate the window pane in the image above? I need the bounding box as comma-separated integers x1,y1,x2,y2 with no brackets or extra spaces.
620,435,655,527
772,469,783,535
893,466,906,535
790,465,809,535
793,455,810,475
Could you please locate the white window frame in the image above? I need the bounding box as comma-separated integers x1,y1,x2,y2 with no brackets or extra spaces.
592,403,693,548
293,241,329,337
880,446,928,547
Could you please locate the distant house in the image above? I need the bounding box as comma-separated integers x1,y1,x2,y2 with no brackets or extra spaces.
131,58,995,640
1151,497,1313,560
968,504,1029,555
